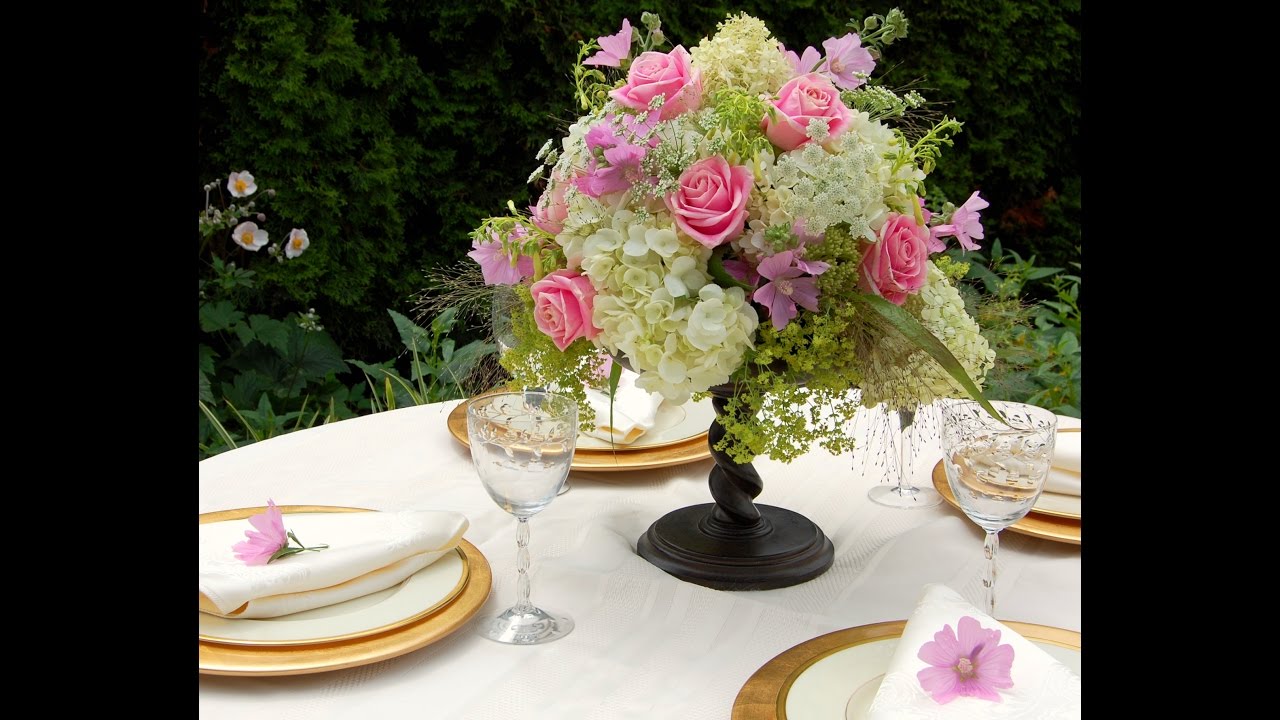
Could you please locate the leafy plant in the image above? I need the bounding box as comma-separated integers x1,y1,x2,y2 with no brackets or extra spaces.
950,240,1080,416
351,308,497,411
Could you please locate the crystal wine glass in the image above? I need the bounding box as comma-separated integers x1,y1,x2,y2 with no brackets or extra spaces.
866,402,944,509
467,390,577,644
939,400,1056,616
491,287,570,496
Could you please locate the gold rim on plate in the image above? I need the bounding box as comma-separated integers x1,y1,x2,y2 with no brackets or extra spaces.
731,620,1081,720
447,398,713,472
199,506,471,646
198,505,492,676
931,461,1081,545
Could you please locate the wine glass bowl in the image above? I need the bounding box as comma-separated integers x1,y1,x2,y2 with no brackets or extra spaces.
467,391,577,644
939,400,1056,615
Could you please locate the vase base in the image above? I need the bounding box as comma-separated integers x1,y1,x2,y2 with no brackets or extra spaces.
867,484,944,509
636,504,834,590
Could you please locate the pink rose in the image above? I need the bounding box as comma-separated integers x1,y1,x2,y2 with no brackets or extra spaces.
530,270,601,351
609,46,702,121
761,73,852,151
663,156,754,248
858,213,930,305
531,175,569,234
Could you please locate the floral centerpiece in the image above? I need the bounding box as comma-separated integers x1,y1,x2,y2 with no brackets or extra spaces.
453,8,999,464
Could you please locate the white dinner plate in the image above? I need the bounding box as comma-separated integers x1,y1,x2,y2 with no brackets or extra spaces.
199,548,468,646
782,636,1081,720
576,397,717,450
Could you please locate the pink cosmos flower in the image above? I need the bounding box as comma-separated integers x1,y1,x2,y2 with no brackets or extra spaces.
780,44,823,75
576,142,649,197
819,33,876,90
584,18,633,68
231,500,288,566
917,616,1015,704
753,250,825,330
467,227,536,286
530,269,601,351
573,117,658,198
932,191,989,251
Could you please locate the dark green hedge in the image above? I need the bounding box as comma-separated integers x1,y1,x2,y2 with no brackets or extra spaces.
198,0,1079,361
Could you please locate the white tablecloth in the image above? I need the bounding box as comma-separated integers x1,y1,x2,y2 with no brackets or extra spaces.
199,399,1080,719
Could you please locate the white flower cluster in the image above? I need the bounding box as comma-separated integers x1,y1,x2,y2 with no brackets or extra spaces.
578,209,758,403
770,140,887,241
689,13,796,98
858,262,995,407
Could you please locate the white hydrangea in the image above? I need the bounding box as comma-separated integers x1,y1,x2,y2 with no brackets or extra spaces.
583,210,758,403
690,13,796,98
858,262,996,408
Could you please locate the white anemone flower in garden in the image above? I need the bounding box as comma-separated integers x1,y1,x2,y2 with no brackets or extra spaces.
284,228,310,259
227,170,257,198
232,221,268,251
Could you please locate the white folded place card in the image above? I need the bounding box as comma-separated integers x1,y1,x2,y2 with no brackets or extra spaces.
866,584,1080,719
199,509,468,619
582,368,664,445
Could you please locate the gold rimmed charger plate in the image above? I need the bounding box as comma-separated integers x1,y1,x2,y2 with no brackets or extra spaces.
731,620,1080,720
447,399,712,472
199,505,492,676
931,461,1081,545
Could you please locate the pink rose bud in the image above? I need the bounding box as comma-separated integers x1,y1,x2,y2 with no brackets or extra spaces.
663,156,754,248
761,73,853,151
858,213,930,305
609,46,702,121
529,270,601,351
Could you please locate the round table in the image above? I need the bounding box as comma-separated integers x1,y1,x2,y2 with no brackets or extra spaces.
199,399,1081,718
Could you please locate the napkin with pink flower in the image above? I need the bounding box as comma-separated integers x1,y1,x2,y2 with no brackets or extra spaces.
866,584,1080,719
199,501,469,619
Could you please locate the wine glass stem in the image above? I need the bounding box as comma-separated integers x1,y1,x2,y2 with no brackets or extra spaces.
514,517,533,614
983,529,999,616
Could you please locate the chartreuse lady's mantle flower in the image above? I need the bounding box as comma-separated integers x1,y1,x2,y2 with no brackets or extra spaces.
231,499,329,566
916,615,1014,704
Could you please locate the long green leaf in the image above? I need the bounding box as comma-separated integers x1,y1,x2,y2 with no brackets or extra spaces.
199,400,239,450
222,398,262,442
851,293,1006,422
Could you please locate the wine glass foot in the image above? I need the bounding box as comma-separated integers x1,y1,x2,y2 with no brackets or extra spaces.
867,484,944,509
475,605,574,645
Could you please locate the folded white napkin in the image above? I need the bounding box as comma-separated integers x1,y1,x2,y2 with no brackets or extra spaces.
867,584,1080,719
1044,425,1081,496
199,509,469,619
582,368,664,445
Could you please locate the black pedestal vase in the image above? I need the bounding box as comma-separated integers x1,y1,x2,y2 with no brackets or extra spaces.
636,384,835,590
